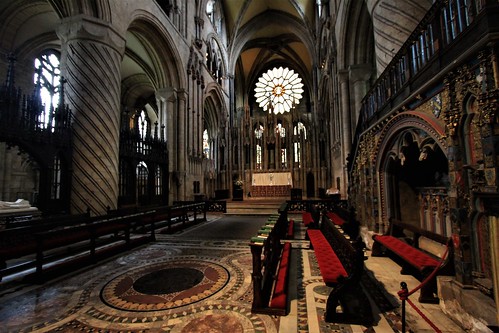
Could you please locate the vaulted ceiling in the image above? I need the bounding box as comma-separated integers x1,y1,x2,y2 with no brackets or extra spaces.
222,0,316,97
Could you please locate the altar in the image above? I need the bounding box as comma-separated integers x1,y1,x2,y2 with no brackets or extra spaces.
251,172,292,198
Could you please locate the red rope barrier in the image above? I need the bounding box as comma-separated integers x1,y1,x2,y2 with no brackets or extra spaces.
407,244,450,297
397,244,451,332
406,297,442,333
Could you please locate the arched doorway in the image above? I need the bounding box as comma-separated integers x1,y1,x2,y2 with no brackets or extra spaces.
381,128,450,234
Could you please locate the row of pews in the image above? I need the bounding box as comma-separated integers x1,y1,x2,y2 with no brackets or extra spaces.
249,203,292,315
249,200,455,324
0,202,207,283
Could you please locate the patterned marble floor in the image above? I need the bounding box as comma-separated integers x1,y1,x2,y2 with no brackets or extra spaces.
0,214,465,333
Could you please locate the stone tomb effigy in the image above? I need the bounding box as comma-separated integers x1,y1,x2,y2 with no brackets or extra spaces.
251,172,291,197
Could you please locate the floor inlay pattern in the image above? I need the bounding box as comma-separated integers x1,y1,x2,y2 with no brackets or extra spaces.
0,214,457,333
101,259,230,311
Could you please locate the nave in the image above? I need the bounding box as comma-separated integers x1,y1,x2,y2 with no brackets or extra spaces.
0,212,464,333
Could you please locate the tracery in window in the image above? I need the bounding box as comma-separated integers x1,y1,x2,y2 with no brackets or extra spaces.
34,51,60,129
294,121,307,140
254,67,304,114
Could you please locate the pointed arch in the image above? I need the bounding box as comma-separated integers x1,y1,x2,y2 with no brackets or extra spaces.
375,112,448,228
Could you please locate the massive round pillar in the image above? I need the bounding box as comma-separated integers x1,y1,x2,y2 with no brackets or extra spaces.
57,16,125,215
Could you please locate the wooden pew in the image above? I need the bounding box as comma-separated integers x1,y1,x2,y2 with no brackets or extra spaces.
325,205,360,240
372,218,454,303
0,210,156,282
307,214,374,325
0,202,209,283
250,210,291,316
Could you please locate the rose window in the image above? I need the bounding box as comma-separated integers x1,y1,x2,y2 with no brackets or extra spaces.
254,67,304,114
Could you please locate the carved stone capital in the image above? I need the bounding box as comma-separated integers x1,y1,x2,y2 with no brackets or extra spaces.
57,15,125,55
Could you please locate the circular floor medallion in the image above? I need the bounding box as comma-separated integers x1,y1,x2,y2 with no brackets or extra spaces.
101,260,229,311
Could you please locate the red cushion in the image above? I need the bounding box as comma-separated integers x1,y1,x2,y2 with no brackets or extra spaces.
374,235,439,269
270,243,291,309
287,219,294,237
307,230,348,284
327,212,344,226
302,212,314,226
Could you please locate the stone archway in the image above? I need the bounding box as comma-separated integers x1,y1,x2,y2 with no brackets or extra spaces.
375,112,448,233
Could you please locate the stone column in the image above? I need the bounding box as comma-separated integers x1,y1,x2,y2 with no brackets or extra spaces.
365,0,432,75
157,87,177,204
338,70,351,198
338,70,351,155
176,89,188,201
57,16,125,215
349,64,372,124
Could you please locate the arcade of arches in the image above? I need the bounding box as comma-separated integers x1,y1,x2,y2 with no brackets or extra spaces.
0,0,498,331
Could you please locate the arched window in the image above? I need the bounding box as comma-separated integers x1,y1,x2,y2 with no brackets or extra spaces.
203,129,210,158
255,124,264,169
137,161,148,197
34,50,61,129
293,122,306,167
138,110,149,140
206,0,223,32
295,121,307,139
276,122,287,168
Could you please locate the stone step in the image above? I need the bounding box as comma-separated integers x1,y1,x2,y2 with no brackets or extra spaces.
225,199,286,215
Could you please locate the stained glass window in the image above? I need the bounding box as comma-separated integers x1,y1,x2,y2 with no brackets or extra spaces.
254,67,304,114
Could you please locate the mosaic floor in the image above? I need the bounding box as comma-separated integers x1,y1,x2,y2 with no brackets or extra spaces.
0,214,465,333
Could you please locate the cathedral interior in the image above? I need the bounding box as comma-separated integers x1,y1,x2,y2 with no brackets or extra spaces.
0,0,498,332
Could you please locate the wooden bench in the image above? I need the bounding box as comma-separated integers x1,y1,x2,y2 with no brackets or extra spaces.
325,206,360,240
307,214,374,325
372,219,454,303
250,210,291,316
326,211,344,226
304,204,321,227
109,202,207,235
0,211,157,282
